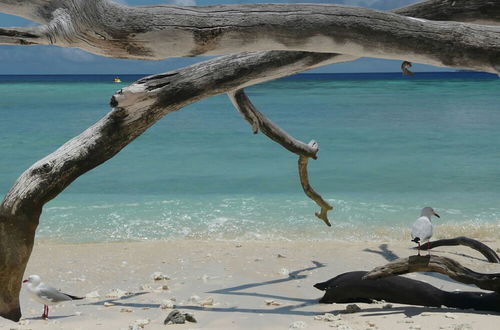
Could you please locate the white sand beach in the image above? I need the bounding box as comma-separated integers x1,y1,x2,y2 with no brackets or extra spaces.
1,239,499,329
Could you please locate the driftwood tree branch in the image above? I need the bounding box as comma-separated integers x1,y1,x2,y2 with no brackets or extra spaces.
315,271,500,312
228,90,319,158
229,90,332,225
363,255,500,292
394,0,500,26
420,236,500,263
0,0,499,73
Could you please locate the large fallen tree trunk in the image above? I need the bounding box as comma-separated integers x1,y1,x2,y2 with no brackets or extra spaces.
315,271,500,312
1,0,500,321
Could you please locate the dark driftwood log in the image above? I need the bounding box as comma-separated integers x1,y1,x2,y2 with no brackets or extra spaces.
315,271,500,313
363,255,500,292
419,236,500,263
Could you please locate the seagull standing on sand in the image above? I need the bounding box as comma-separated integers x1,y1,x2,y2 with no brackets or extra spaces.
411,207,440,255
23,275,83,319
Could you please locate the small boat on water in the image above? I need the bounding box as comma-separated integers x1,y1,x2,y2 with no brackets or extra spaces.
114,77,122,83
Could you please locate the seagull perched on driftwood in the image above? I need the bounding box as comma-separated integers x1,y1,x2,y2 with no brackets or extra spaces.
411,207,440,255
23,274,83,319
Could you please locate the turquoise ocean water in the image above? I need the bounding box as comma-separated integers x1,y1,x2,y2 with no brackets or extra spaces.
1,72,499,243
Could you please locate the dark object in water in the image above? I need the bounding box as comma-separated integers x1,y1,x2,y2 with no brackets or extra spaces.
401,61,414,75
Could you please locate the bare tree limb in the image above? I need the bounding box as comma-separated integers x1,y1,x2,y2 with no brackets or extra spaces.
363,255,500,292
0,0,499,73
394,0,500,26
299,144,333,227
229,90,332,225
0,27,46,45
228,89,318,158
1,51,351,218
419,236,500,263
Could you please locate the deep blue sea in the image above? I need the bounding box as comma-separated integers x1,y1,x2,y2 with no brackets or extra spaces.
1,72,499,242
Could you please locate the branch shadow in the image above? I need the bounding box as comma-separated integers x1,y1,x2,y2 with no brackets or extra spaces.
363,244,399,261
208,260,325,303
79,292,159,309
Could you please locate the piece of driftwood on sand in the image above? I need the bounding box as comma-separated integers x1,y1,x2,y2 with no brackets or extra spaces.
316,244,500,312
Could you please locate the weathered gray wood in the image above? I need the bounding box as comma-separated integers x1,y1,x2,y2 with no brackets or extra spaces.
363,255,500,292
228,89,318,158
298,142,333,227
419,236,500,263
1,50,348,219
1,0,500,73
229,90,332,225
394,0,500,26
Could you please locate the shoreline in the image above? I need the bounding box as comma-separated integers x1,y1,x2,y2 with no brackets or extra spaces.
2,240,499,329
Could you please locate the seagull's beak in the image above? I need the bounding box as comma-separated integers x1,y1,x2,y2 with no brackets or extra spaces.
22,280,28,283
434,212,440,218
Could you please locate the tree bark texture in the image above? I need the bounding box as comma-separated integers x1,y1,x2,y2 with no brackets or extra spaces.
0,0,499,73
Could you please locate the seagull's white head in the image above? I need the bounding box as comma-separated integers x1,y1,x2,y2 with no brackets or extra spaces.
421,207,440,219
23,274,41,285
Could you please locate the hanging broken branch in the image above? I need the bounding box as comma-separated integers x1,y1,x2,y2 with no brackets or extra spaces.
229,90,332,225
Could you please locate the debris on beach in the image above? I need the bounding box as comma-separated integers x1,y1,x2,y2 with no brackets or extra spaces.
279,268,290,276
106,288,132,298
163,310,197,325
129,319,150,329
139,284,153,291
103,302,115,307
189,295,201,303
313,313,341,322
345,304,361,313
289,320,308,328
151,272,170,281
160,299,176,309
445,312,457,319
121,308,133,313
277,253,287,258
85,290,100,299
367,321,376,327
156,284,169,291
265,299,282,306
199,296,214,307
382,303,393,309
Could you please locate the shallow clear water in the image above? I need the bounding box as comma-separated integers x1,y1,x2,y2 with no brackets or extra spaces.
1,73,499,242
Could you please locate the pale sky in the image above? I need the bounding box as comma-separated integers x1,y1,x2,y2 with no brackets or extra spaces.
0,0,449,74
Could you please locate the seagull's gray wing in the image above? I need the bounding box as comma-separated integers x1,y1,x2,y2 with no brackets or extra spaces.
37,284,74,303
